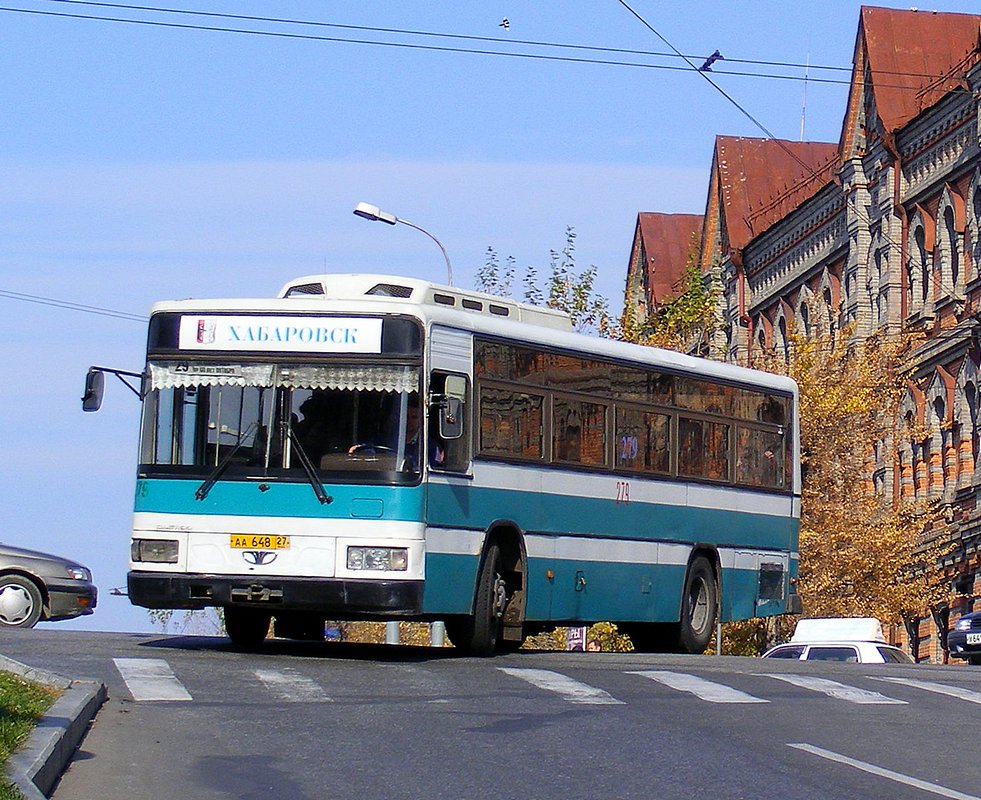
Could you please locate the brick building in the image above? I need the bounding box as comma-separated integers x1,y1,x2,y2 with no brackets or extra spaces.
625,6,981,661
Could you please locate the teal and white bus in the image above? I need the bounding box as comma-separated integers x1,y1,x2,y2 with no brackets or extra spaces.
90,274,801,655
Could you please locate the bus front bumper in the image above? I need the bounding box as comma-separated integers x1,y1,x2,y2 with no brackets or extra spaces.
127,571,423,616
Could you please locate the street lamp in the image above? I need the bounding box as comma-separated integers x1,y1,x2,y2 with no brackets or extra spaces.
353,202,454,286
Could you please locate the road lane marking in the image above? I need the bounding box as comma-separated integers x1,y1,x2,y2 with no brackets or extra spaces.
788,743,981,800
764,674,906,704
113,657,192,702
253,668,332,703
872,676,981,704
497,668,624,705
628,670,768,703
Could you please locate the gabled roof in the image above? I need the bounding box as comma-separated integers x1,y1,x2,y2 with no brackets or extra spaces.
844,6,981,149
635,212,703,305
712,137,839,255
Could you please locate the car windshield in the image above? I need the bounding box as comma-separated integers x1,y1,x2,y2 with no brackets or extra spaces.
140,361,422,484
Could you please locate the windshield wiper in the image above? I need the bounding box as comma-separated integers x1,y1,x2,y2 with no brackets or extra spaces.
195,422,259,502
286,426,333,505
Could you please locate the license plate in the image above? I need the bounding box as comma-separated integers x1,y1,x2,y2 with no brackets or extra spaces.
967,632,981,645
230,534,290,550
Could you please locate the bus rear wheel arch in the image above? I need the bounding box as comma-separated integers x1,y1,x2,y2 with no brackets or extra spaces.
623,552,719,654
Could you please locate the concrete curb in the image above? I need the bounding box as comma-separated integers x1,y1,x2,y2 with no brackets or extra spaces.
2,655,107,800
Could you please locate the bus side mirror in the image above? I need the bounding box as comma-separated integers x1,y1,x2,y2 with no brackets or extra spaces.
439,397,464,440
437,375,467,440
82,369,105,412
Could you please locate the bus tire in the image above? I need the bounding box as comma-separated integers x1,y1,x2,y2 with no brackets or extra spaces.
677,556,718,654
224,606,271,649
448,542,507,656
0,575,44,628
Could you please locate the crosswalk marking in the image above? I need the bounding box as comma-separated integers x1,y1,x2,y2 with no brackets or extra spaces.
789,743,981,800
253,668,332,703
113,657,193,702
628,670,769,703
764,674,906,704
872,676,981,704
110,658,981,709
497,667,624,705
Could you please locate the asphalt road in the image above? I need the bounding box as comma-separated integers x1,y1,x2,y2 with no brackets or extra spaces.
4,629,980,800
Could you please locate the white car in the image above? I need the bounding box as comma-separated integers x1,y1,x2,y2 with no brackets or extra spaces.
761,617,914,664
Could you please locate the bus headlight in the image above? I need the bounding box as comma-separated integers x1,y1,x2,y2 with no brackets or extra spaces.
347,546,408,571
132,539,179,564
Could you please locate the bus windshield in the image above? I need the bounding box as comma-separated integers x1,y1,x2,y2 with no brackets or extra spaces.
139,361,422,483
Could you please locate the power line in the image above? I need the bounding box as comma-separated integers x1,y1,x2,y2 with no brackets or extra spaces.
1,1,971,94
36,0,975,84
0,288,147,322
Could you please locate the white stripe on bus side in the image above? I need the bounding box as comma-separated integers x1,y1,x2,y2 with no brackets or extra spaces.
432,463,797,518
426,528,786,571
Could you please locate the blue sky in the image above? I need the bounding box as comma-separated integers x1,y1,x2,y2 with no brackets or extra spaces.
4,0,979,632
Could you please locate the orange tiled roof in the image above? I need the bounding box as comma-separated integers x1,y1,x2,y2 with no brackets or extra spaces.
637,212,703,305
859,6,981,136
715,137,839,253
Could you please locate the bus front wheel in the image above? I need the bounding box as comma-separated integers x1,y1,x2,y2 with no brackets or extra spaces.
224,606,271,649
447,542,507,656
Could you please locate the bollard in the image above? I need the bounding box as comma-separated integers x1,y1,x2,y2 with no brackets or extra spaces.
431,621,445,647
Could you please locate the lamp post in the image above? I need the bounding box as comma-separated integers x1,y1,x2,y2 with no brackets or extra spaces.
353,202,454,286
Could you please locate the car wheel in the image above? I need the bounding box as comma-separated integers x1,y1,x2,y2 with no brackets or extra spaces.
0,575,44,628
968,655,981,666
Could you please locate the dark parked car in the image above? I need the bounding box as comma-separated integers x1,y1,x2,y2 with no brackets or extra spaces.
947,611,981,665
0,544,97,628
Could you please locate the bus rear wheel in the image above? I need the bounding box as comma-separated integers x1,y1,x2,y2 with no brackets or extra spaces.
622,557,718,654
224,606,271,649
677,556,718,654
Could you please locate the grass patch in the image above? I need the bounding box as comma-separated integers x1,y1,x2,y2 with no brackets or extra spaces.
0,672,60,800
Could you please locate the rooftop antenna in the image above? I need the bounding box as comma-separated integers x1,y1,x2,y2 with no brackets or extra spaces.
800,53,809,141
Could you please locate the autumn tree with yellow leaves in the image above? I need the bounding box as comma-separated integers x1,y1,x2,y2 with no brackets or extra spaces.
633,266,949,641
757,331,950,627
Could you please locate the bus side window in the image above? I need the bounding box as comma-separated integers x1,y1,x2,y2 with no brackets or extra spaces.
430,372,470,472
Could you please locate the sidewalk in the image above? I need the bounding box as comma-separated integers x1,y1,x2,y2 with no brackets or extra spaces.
2,654,106,800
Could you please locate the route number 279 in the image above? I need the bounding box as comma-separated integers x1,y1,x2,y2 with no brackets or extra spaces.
615,481,630,505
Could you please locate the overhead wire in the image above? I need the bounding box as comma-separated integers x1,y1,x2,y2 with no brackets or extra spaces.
0,0,972,94
0,289,148,322
30,0,977,84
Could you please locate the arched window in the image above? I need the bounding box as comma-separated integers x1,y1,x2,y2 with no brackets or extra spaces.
777,315,789,362
915,225,929,306
823,287,835,341
973,183,981,277
945,206,959,291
